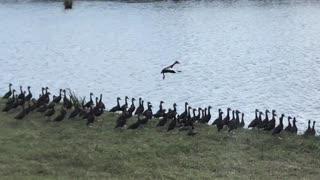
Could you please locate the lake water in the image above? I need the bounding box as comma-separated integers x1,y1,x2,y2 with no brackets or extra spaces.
1,0,320,132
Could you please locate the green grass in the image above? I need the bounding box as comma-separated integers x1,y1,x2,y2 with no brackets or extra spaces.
1,100,320,179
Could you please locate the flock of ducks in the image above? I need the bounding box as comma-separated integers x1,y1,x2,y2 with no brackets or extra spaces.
1,83,318,137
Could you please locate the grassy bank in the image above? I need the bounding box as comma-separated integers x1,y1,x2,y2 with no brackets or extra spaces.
0,100,320,179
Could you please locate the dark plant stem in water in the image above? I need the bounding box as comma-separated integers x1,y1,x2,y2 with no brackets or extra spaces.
64,0,73,9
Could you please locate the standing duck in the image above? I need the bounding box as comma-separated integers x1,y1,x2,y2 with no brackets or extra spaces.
2,83,13,99
272,114,285,135
264,110,277,131
222,108,231,126
248,109,259,128
114,113,128,129
127,98,136,115
180,102,189,120
52,89,62,103
5,89,16,105
258,110,269,129
167,115,178,132
291,117,298,134
228,110,241,132
190,108,197,122
142,102,153,119
109,97,121,113
17,86,25,99
193,107,202,122
120,96,129,111
86,107,95,126
212,109,222,125
25,86,32,101
84,93,94,108
167,103,177,119
216,111,224,132
134,98,144,115
198,108,206,124
284,116,292,132
239,113,245,128
156,110,168,127
154,101,165,118
160,61,181,79
93,98,104,117
97,94,106,109
203,106,212,124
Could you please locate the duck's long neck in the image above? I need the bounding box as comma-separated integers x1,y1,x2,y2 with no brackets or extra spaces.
99,95,102,103
125,98,128,105
9,85,11,92
312,122,315,129
159,103,162,110
227,110,230,118
184,104,187,112
208,108,211,116
173,105,176,112
90,94,93,102
117,99,120,106
255,111,258,119
265,112,269,120
236,113,239,121
28,87,31,94
20,87,23,94
293,120,297,128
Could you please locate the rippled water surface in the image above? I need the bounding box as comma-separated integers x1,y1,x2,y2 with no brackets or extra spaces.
1,0,320,131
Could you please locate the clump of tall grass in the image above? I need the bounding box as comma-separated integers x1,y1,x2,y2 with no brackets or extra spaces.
66,88,85,108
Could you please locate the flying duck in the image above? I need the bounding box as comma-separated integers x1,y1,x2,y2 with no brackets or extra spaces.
160,61,181,79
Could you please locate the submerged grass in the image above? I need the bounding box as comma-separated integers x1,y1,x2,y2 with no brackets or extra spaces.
0,99,320,179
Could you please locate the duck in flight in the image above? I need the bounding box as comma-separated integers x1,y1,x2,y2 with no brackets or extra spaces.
161,61,181,79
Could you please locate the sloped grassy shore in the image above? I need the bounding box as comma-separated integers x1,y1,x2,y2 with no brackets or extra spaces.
0,99,320,179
